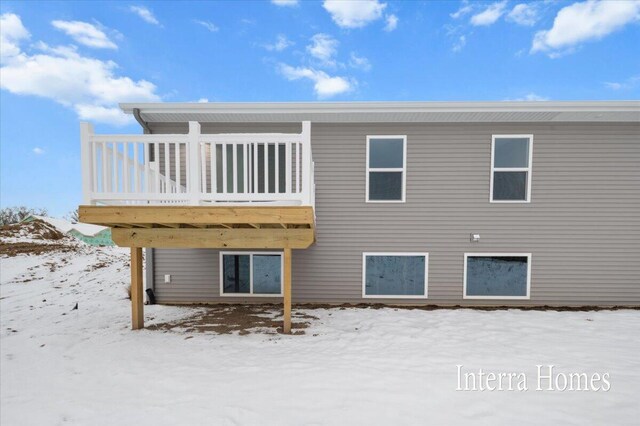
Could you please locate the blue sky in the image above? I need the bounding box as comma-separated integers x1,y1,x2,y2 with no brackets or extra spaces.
1,0,639,217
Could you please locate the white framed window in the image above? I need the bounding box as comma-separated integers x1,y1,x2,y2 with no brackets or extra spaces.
366,135,407,202
362,252,428,298
219,252,283,297
490,135,533,203
463,253,531,300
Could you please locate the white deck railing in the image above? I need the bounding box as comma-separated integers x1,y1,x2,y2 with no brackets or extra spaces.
81,121,313,206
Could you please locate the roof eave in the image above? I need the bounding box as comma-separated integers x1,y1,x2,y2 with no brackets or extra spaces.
120,100,640,114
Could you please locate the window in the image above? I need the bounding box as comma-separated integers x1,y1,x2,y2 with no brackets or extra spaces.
490,135,533,202
463,253,531,299
220,252,283,296
366,136,406,202
362,253,428,298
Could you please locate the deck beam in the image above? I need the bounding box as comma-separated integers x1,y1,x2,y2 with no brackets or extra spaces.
112,228,314,249
80,205,314,227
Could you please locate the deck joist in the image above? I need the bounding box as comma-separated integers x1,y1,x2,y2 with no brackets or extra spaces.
79,205,315,249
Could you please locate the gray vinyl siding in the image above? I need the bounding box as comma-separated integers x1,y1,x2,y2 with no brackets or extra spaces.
150,122,640,306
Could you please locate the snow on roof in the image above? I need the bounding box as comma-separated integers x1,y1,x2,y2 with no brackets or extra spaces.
26,215,108,237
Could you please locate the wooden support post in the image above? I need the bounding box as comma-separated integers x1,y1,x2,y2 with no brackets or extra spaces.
131,247,144,330
283,248,292,334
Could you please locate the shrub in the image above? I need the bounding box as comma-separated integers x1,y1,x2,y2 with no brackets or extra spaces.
0,206,48,225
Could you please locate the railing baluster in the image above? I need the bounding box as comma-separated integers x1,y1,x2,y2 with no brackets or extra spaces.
222,144,228,194
101,142,108,192
155,142,161,194
210,143,216,194
285,142,292,195
275,143,280,194
264,143,269,194
176,143,181,193
232,144,237,194
112,142,118,193
253,142,258,194
144,143,150,194
123,142,130,193
91,140,98,193
164,142,170,193
296,142,301,193
133,143,140,193
243,143,249,193
200,143,206,194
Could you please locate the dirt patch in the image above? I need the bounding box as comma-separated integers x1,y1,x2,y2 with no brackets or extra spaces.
0,220,65,241
148,304,317,335
0,242,79,257
0,220,80,257
147,302,637,337
294,302,639,312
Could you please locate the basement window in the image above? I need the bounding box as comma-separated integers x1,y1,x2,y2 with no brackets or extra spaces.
490,135,533,202
220,252,283,296
362,253,428,298
464,254,531,299
366,136,406,202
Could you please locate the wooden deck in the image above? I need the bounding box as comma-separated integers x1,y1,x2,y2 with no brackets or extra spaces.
80,205,315,334
79,205,315,249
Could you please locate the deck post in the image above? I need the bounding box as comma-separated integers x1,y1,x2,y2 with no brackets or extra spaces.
300,121,312,206
283,248,292,334
188,121,201,205
80,122,94,205
131,247,144,330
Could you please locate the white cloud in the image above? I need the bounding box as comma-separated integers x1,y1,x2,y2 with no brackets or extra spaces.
510,93,550,101
51,20,117,49
271,0,299,6
306,33,339,66
197,98,209,103
32,147,45,155
0,13,30,61
452,35,467,52
470,1,507,26
384,14,398,31
0,15,160,126
349,52,371,71
532,1,640,56
194,20,219,32
506,4,539,26
451,1,473,19
264,34,294,51
604,75,640,90
129,6,161,26
278,64,352,98
323,0,386,28
74,104,133,126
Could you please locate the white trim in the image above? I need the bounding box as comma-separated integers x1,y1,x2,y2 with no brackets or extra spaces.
463,253,532,300
219,251,284,297
489,134,533,203
365,135,407,203
121,101,640,115
362,252,429,299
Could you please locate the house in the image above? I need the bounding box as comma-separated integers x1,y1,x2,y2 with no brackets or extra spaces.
21,215,113,246
78,101,640,332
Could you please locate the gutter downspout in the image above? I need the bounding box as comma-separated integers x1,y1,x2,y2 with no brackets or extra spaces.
133,108,152,134
133,107,155,299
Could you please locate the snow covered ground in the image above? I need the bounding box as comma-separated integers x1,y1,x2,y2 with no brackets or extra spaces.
1,229,639,425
